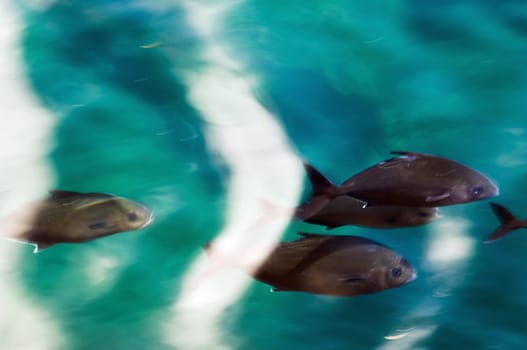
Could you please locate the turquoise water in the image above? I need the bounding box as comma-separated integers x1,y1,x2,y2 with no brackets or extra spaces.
2,0,527,349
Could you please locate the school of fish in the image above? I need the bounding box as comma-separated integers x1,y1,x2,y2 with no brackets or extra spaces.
252,151,503,296
2,151,524,298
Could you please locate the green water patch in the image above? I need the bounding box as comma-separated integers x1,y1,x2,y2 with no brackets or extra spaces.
17,2,226,349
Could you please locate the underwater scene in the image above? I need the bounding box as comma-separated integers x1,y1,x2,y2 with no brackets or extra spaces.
1,0,527,349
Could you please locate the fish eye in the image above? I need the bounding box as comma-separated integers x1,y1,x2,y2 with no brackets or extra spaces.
127,212,138,222
470,186,484,196
391,267,402,278
417,211,430,218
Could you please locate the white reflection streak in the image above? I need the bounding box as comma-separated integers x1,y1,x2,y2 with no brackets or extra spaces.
377,217,475,350
0,2,62,349
165,2,303,350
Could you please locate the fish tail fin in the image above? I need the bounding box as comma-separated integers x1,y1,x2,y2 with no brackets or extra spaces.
484,202,527,242
295,163,337,220
303,162,337,196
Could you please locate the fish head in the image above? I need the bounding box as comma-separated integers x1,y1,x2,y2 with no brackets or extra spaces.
454,174,499,204
79,197,154,238
111,198,154,231
370,253,417,291
331,242,416,295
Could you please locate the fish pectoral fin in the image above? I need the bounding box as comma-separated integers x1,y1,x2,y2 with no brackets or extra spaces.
425,192,451,202
88,221,108,230
341,195,368,208
350,196,368,208
338,275,367,284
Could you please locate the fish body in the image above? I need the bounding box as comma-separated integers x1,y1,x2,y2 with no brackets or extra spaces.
298,195,439,229
3,190,153,251
302,151,498,209
253,233,416,296
339,151,499,207
485,202,527,242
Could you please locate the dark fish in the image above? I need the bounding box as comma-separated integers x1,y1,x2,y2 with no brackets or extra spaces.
253,233,417,296
3,190,154,252
302,151,498,209
298,195,439,229
485,202,527,242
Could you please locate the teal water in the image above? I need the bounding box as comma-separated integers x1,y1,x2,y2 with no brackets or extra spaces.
3,0,527,349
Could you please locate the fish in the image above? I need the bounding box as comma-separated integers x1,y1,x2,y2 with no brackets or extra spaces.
253,233,417,296
2,190,154,252
298,195,439,229
484,202,527,242
301,151,499,209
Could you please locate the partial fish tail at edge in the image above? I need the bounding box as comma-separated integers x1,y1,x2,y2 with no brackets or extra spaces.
484,202,527,242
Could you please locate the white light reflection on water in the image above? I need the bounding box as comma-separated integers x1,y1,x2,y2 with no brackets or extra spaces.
0,1,62,349
164,2,303,350
377,216,475,350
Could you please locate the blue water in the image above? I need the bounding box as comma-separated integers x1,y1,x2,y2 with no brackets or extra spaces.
2,0,527,349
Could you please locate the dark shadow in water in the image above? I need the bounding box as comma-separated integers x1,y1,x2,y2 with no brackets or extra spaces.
17,1,225,349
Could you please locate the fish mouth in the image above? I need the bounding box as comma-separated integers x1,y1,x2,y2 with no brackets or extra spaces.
141,211,155,228
488,179,500,197
493,186,500,197
406,271,418,284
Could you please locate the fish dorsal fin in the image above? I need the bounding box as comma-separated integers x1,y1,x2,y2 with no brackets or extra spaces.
49,190,113,201
489,202,518,225
49,190,115,210
303,162,336,196
48,190,83,200
375,151,419,168
389,151,422,159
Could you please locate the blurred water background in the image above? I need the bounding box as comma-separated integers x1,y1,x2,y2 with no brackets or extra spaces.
1,0,527,349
